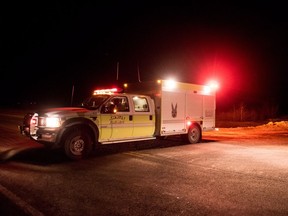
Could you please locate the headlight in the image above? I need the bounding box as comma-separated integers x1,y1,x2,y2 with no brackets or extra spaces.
46,117,61,128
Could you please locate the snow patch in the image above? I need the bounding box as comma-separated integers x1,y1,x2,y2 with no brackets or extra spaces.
258,121,288,129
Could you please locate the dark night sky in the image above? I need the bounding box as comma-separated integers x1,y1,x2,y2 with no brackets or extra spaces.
2,2,288,114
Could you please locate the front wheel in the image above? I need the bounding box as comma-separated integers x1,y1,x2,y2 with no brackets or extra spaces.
187,125,201,144
64,128,93,160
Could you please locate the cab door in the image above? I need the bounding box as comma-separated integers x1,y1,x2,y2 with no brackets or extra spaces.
99,96,134,142
131,96,155,138
110,96,134,140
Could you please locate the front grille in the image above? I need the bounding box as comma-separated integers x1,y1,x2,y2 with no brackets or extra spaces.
23,113,34,126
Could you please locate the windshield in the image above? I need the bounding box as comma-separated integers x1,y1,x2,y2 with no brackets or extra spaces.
81,95,109,109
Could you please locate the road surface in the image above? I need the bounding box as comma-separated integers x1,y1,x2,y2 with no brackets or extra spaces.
1,111,288,215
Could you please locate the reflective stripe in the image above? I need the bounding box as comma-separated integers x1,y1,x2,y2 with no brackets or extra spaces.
101,123,153,128
163,119,185,124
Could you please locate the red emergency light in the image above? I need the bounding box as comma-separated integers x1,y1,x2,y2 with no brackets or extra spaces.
93,88,118,95
207,80,219,90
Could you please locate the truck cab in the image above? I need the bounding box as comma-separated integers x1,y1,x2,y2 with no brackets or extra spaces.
19,89,156,160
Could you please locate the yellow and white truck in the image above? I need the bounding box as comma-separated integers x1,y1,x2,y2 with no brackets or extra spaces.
19,80,216,160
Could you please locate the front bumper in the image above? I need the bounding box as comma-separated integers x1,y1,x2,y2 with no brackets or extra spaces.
18,112,59,144
19,124,30,136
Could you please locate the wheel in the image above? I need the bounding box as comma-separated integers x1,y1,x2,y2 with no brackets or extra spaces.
187,124,201,144
64,128,93,160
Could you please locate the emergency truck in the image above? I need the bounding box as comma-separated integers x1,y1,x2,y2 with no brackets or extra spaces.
19,80,216,160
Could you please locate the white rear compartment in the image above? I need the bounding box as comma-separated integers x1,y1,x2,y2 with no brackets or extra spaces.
160,80,216,136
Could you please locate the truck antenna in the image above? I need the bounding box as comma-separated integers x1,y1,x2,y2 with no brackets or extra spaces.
116,61,119,81
70,84,74,106
137,62,141,83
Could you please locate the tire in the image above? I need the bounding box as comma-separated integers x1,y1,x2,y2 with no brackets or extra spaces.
64,128,93,160
187,124,201,144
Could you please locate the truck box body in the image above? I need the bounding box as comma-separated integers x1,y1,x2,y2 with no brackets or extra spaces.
124,80,216,136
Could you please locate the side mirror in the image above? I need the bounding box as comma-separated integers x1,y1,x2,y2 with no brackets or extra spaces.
102,103,117,114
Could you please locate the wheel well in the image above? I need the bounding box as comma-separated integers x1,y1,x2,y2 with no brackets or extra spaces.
181,122,202,143
60,124,98,146
190,123,202,138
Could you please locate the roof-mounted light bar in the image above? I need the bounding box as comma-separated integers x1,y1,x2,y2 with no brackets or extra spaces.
93,88,118,95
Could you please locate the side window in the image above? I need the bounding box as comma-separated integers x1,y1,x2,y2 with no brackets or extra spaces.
132,96,149,112
111,96,130,112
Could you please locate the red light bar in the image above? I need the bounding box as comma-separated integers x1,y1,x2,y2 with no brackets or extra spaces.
93,88,118,95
